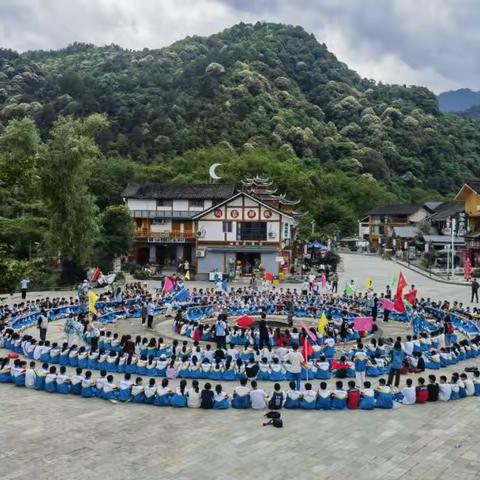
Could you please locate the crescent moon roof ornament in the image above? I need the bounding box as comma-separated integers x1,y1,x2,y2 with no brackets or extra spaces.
209,163,222,181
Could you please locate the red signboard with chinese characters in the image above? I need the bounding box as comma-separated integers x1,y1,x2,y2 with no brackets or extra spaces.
214,208,223,218
247,209,256,219
231,209,239,219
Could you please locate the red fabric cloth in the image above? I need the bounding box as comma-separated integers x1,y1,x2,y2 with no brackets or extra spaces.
347,389,361,409
394,297,406,313
301,338,314,361
405,289,417,306
236,315,255,329
193,328,202,343
396,272,408,297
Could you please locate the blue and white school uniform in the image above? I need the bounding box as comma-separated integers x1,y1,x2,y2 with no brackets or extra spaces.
45,373,57,393
81,378,96,398
154,386,172,406
136,359,147,376
146,362,157,378
257,362,270,381
11,367,25,387
156,359,168,377
70,375,84,395
105,354,117,373
222,365,237,381
359,388,376,410
118,380,133,402
125,359,138,375
59,350,70,367
34,369,48,390
473,376,480,396
95,376,107,399
375,386,393,409
117,355,127,373
213,392,230,409
315,390,331,410
458,380,467,399
144,385,156,404
131,385,146,403
331,389,348,410
171,388,188,408
77,352,88,369
103,382,118,401
50,348,61,364
68,350,79,367
315,361,331,380
56,375,71,394
450,383,460,400
284,389,301,409
231,386,251,409
300,390,317,409
269,363,286,382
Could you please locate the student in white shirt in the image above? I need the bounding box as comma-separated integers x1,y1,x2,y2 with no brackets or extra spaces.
187,380,201,408
461,373,475,396
249,380,267,410
401,378,416,405
25,361,36,389
438,375,452,402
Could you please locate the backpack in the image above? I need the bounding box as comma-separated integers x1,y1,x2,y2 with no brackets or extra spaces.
264,411,281,419
268,392,284,410
263,418,283,428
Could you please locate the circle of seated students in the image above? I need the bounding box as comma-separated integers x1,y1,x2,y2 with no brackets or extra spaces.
1,356,479,411
1,322,480,384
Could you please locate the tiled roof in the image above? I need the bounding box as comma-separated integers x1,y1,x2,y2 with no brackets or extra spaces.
367,204,422,216
122,183,236,200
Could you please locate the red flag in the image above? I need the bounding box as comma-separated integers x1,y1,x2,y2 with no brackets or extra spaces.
301,337,314,361
265,272,274,282
405,289,417,306
236,315,255,329
394,297,406,313
300,322,317,343
396,272,407,296
91,268,101,282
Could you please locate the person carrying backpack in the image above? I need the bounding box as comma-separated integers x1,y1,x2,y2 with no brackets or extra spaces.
268,383,284,410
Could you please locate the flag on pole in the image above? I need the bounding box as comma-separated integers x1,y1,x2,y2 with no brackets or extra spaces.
163,277,174,293
175,288,189,302
381,299,395,311
364,277,373,290
345,282,355,297
396,272,408,296
236,315,255,329
300,322,317,343
393,297,406,313
301,336,314,361
353,316,373,332
317,311,328,335
88,291,98,314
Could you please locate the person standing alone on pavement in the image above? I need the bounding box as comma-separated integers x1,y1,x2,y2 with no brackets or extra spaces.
37,309,48,341
471,279,479,303
147,298,155,328
258,312,270,348
20,278,29,300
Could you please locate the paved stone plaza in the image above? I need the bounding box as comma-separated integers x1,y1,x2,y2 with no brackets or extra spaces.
1,254,479,480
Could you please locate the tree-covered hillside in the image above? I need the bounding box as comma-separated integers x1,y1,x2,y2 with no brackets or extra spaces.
2,22,480,197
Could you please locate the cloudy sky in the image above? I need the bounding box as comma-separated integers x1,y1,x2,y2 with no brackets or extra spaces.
0,0,477,93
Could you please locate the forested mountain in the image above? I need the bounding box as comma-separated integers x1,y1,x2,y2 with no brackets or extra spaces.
2,22,480,284
438,88,480,113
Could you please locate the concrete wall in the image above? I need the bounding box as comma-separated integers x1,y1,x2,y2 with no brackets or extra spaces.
261,252,279,273
197,251,234,275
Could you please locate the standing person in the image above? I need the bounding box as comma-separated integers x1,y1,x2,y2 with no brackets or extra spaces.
147,298,155,329
140,300,147,326
331,272,338,294
183,259,190,277
214,314,227,349
353,343,368,387
37,309,48,342
371,293,378,322
471,278,479,303
20,278,29,300
387,341,405,387
89,319,100,351
285,344,304,390
258,312,270,349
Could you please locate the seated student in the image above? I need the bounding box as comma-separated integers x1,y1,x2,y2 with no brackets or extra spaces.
103,375,119,402
438,375,452,401
131,377,146,404
268,383,284,410
359,381,376,410
95,370,108,399
375,379,393,409
70,368,84,395
415,377,429,404
250,380,267,410
232,378,251,409
300,382,317,409
427,375,439,402
200,383,215,409
25,361,36,389
144,379,157,405
56,366,71,394
400,378,416,405
213,384,230,409
0,358,12,383
118,373,134,402
34,363,49,391
269,357,286,382
284,381,302,409
12,360,26,387
166,358,178,380
45,366,58,393
316,382,332,410
315,355,331,380
347,380,360,410
154,378,172,407
81,371,96,398
450,373,462,400
460,373,475,397
171,379,188,408
472,370,480,396
331,381,348,410
188,380,201,408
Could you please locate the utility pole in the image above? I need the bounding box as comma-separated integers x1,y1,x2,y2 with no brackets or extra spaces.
451,218,456,278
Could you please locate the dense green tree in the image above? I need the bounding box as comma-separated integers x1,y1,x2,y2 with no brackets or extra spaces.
99,205,134,263
40,114,107,280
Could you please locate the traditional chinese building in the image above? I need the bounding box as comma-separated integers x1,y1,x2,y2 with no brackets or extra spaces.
123,177,300,279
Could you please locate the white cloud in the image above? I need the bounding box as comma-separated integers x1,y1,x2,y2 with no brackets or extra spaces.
0,0,478,92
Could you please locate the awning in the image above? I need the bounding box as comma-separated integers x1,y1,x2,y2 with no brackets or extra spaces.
206,247,279,254
423,235,465,245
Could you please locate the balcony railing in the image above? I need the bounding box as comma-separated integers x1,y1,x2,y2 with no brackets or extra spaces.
131,210,195,219
134,230,195,243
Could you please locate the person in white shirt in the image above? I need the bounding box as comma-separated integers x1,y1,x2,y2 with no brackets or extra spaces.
438,375,452,401
460,373,475,396
249,380,267,410
285,345,304,390
187,380,201,408
401,378,416,405
25,361,36,389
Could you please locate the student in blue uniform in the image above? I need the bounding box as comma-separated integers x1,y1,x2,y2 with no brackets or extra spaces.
171,379,188,408
284,381,301,409
213,384,230,409
315,382,331,410
81,371,96,398
300,382,317,409
118,373,133,402
56,366,71,394
331,381,348,410
375,378,393,409
154,378,172,406
231,378,251,409
44,366,58,393
131,377,146,403
70,367,84,395
359,381,376,410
